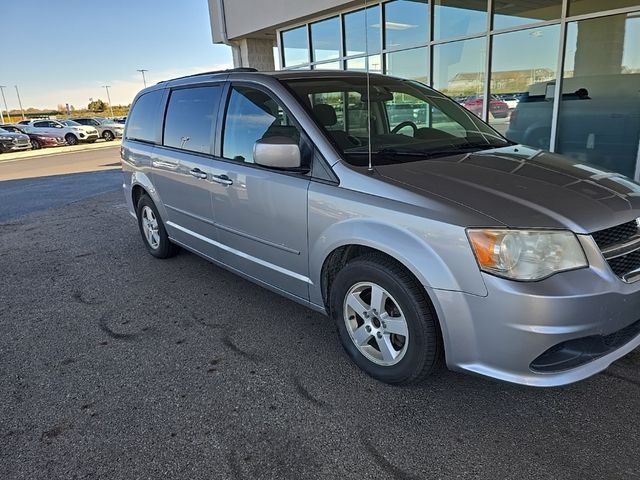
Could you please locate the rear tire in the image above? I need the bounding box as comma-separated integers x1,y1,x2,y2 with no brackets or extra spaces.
136,195,180,259
330,253,441,385
102,130,115,141
65,133,78,146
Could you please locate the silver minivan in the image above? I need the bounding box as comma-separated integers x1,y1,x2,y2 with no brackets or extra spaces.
121,69,640,387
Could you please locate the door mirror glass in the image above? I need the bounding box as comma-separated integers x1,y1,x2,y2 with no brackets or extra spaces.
253,136,301,169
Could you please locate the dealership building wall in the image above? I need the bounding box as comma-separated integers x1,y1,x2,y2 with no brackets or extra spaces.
209,0,640,179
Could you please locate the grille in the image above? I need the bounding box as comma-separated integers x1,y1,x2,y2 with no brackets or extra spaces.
592,220,639,249
593,219,640,281
607,249,640,278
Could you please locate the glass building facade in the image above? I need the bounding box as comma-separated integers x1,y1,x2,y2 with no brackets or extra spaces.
279,1,640,179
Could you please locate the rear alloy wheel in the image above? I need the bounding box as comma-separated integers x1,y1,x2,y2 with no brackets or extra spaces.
330,254,441,385
102,130,115,141
136,195,180,259
30,139,41,150
65,133,78,146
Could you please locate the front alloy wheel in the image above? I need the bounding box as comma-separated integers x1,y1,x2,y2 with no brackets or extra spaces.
330,254,441,385
344,282,409,366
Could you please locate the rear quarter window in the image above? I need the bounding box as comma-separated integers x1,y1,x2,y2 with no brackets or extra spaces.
125,90,164,143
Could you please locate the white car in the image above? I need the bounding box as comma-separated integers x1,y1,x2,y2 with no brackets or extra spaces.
70,117,124,141
18,119,99,145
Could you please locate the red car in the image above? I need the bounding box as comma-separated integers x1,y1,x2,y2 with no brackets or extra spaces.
0,124,66,149
463,95,509,118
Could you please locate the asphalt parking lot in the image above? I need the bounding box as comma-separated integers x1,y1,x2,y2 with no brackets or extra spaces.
1,169,640,479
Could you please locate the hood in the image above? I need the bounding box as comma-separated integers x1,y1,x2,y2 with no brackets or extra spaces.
0,131,28,140
374,145,640,233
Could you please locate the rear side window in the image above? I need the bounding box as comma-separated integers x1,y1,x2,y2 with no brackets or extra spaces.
163,86,221,154
126,90,164,143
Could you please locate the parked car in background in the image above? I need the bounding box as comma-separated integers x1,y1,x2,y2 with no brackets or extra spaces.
499,93,524,110
0,126,31,153
71,117,124,141
19,119,98,145
463,95,509,118
506,74,640,178
59,120,101,143
114,116,127,124
0,124,66,149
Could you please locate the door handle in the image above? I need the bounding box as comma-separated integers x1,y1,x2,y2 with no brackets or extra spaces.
212,174,233,186
189,168,208,179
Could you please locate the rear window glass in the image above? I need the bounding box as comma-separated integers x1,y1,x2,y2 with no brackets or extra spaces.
163,86,221,153
126,90,164,143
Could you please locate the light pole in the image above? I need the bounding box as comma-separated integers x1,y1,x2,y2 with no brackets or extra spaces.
0,86,11,123
15,85,25,120
137,69,148,88
102,85,114,118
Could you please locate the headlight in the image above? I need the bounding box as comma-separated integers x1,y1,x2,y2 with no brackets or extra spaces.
467,229,588,281
0,136,12,141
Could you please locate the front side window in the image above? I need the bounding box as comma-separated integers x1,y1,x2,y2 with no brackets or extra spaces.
125,90,164,144
163,86,221,154
222,86,300,164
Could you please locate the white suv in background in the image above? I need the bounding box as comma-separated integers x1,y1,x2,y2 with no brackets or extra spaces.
18,119,99,145
71,117,124,141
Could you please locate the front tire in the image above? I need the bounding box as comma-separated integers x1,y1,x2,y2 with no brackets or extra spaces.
65,133,78,146
30,139,41,150
330,254,441,385
102,130,115,141
136,195,180,259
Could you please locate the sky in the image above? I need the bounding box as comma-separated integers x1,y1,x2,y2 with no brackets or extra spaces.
2,0,233,110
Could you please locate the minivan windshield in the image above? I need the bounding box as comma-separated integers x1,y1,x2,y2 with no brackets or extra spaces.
284,75,511,166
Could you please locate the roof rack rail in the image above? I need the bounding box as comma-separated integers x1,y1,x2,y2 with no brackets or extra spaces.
157,67,258,84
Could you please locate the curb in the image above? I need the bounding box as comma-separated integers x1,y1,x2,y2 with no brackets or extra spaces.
0,140,122,163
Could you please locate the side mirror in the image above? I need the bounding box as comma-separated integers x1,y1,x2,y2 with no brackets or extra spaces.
253,136,301,169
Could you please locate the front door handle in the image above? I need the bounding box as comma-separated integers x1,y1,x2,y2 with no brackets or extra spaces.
212,174,233,186
189,168,208,179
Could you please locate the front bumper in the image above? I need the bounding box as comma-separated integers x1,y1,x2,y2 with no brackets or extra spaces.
432,235,640,386
41,137,66,147
77,132,99,142
0,140,31,152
